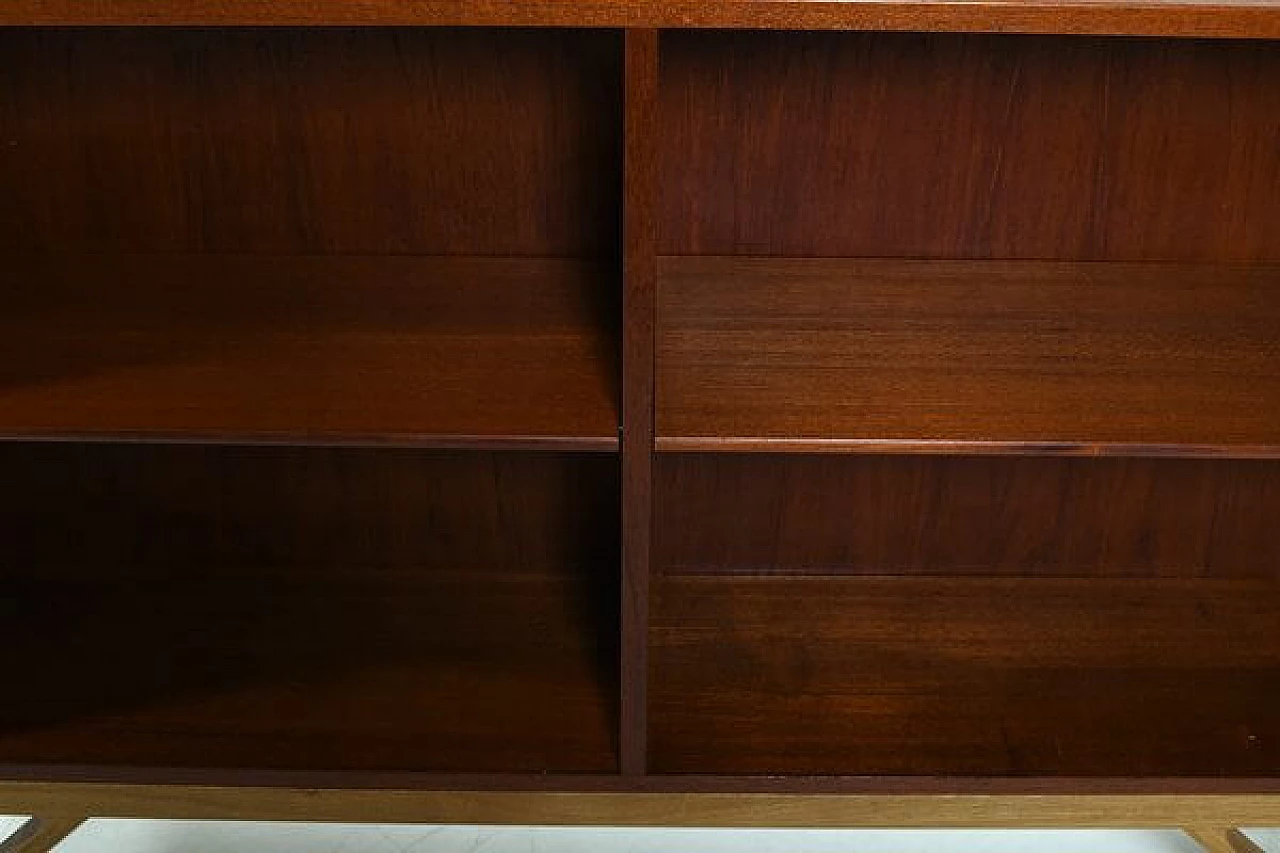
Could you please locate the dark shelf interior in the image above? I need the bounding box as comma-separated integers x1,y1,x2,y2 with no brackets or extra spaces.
652,452,1280,776
647,29,1280,783
0,24,626,782
0,444,620,775
4,21,1280,792
658,257,1280,455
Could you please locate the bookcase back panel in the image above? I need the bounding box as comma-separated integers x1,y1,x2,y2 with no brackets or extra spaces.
660,31,1280,261
0,28,622,256
656,454,1280,579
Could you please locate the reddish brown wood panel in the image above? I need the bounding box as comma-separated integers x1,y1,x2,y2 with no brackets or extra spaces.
0,444,619,774
620,28,660,776
661,32,1280,261
656,454,1280,579
657,258,1280,454
0,28,621,256
0,255,617,447
637,1,1280,37
651,575,1280,775
6,1,1280,39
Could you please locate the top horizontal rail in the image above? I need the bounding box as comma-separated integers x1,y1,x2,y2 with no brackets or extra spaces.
3,0,1280,39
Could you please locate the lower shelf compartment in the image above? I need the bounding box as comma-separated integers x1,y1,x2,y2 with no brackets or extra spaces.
651,576,1280,776
0,443,619,775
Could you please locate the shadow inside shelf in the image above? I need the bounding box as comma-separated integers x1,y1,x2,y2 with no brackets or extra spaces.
0,443,620,774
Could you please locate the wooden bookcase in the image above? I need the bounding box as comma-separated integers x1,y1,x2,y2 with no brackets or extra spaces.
1,4,1278,851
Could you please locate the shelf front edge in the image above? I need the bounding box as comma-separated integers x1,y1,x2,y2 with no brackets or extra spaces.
656,437,1280,459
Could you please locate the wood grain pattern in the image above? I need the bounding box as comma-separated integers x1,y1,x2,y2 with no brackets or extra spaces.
4,1,1280,38
656,455,1280,579
0,256,617,448
620,29,660,777
661,32,1280,261
1185,828,1267,853
658,258,1280,454
651,576,1280,776
0,28,620,256
0,445,619,774
0,817,85,853
2,785,1280,827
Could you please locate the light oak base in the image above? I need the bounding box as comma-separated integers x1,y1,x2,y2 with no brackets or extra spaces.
1186,828,1267,853
0,817,85,853
1,784,1279,837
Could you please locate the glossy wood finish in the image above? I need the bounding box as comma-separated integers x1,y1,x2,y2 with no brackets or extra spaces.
5,1,1280,38
658,258,1280,454
0,28,621,256
620,29,660,776
4,9,1280,816
0,256,616,448
662,33,1280,262
651,575,1280,775
656,455,1280,579
0,444,619,774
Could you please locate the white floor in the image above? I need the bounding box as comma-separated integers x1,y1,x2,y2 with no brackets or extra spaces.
1,818,1277,853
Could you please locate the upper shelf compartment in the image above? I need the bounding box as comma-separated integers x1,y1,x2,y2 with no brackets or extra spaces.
658,32,1280,456
0,28,622,448
658,257,1280,455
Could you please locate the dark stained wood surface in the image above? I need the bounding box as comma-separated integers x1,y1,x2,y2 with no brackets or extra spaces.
0,28,621,257
620,29,660,776
651,575,1280,775
656,454,1280,579
5,10,1280,794
4,1,1280,38
658,258,1280,455
661,32,1280,262
0,444,619,774
0,255,618,448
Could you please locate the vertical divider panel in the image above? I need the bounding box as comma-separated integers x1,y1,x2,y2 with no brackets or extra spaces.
621,27,660,776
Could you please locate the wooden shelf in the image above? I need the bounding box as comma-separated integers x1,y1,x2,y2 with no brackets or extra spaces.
4,0,1280,38
658,257,1280,457
652,575,1280,776
1,255,618,450
0,444,619,775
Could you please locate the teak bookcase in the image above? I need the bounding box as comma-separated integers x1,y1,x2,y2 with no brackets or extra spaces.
2,3,1279,851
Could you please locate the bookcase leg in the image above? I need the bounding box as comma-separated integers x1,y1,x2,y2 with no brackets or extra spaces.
1185,827,1266,853
0,817,86,853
